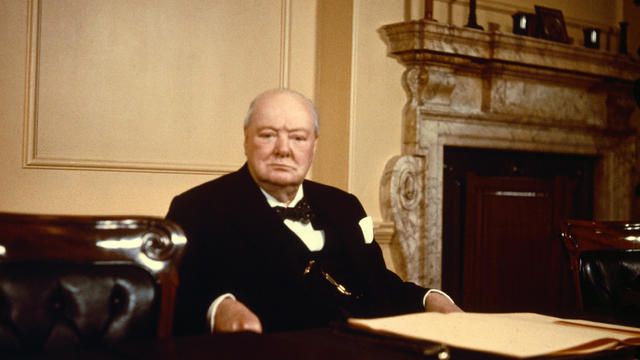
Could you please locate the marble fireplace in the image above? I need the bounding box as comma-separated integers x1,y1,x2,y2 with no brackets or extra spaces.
377,20,640,289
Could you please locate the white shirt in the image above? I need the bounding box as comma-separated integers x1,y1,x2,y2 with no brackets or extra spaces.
260,186,325,251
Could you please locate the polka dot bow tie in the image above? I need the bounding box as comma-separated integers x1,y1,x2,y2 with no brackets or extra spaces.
273,198,315,224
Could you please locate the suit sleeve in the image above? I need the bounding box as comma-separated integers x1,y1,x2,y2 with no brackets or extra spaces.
346,194,428,316
166,195,227,336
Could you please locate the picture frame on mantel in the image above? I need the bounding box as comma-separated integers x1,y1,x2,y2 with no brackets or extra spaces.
535,5,570,43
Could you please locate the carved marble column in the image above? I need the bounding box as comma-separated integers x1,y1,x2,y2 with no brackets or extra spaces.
380,155,425,284
400,66,428,153
401,65,456,153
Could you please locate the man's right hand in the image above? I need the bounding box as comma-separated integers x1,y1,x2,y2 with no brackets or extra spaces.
213,297,263,334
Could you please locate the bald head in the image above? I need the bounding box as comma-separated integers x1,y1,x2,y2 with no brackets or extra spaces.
244,89,319,136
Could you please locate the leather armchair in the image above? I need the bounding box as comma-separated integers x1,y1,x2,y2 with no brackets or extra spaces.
0,212,187,354
578,249,640,326
561,220,640,326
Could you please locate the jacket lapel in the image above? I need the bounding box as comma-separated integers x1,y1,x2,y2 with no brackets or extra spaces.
234,166,312,264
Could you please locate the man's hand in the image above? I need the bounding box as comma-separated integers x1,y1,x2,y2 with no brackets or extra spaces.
425,292,463,313
213,297,263,334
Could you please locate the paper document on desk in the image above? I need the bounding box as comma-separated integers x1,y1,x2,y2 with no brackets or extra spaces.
347,312,640,358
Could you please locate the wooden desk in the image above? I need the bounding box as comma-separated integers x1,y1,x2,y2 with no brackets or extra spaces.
60,327,640,360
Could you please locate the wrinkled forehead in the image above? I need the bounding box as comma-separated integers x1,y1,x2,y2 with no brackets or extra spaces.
250,92,315,129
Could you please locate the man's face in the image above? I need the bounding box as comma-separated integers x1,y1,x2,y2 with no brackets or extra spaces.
244,92,317,191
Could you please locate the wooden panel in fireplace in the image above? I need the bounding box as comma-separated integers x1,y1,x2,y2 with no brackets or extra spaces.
442,146,595,317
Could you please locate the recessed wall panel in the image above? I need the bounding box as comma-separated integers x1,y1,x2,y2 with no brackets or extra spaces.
28,0,286,173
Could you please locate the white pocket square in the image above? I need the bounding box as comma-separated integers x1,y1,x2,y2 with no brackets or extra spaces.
358,216,374,244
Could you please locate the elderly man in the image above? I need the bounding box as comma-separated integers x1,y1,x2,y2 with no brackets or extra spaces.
166,89,461,335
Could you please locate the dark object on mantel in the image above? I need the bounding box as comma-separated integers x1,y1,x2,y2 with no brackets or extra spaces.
583,28,601,49
535,5,570,43
424,0,434,21
512,12,537,37
465,0,483,30
620,22,628,54
0,212,187,356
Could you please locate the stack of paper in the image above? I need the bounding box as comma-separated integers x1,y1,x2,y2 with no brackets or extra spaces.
348,312,640,358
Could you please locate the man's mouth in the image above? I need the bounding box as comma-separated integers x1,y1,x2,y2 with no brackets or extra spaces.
269,163,295,170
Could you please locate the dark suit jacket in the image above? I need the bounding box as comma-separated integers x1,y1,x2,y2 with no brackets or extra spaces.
166,164,427,335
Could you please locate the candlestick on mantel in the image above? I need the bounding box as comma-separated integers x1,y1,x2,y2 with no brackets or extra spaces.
465,0,483,30
424,0,434,20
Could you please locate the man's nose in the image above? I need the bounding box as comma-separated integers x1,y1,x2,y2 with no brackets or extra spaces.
274,134,291,156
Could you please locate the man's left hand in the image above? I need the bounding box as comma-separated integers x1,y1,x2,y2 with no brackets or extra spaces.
425,292,463,313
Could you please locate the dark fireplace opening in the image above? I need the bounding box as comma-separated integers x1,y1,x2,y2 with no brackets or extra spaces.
442,146,596,317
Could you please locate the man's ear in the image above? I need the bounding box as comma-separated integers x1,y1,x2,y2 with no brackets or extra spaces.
312,135,318,157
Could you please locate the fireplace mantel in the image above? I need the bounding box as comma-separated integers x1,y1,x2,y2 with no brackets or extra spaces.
378,20,640,288
381,20,639,81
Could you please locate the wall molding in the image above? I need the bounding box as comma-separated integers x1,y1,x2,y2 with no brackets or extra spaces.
22,0,292,175
279,0,291,89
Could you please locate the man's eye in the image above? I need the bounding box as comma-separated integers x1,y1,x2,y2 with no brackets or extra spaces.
291,135,307,141
259,133,275,138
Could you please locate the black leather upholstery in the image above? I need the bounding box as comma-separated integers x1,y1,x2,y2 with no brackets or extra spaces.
0,213,187,356
0,261,157,354
579,249,640,326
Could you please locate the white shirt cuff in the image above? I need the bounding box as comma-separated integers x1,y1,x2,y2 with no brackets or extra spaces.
423,289,456,308
206,293,235,333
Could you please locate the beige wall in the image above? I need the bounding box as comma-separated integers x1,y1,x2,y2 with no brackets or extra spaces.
0,0,634,222
1,0,316,216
